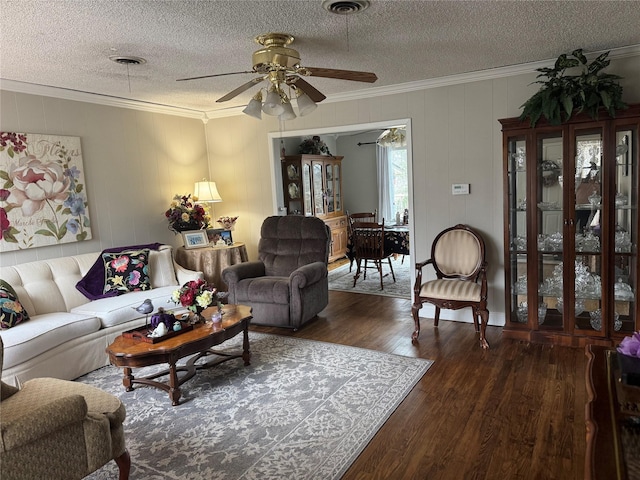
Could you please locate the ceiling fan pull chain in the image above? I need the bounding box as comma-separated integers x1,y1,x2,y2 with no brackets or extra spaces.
345,15,350,52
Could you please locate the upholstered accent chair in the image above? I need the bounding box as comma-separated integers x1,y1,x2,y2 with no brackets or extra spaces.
0,337,130,480
222,215,331,329
411,224,489,349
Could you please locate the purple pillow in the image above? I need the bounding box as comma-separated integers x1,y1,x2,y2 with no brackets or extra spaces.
76,243,162,300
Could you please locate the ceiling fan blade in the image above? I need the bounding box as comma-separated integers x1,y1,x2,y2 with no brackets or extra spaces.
176,71,255,82
305,67,378,83
216,77,264,103
287,77,326,103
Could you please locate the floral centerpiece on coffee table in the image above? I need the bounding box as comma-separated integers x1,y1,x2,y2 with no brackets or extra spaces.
165,194,210,233
170,279,221,323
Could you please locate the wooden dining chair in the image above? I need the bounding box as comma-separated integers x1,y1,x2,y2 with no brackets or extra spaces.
351,219,396,290
346,210,377,271
411,224,489,348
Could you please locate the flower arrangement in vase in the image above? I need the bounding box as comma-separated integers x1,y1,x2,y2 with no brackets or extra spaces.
170,279,221,323
165,194,210,233
217,215,238,230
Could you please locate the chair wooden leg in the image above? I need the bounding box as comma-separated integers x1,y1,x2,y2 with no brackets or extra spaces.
478,308,490,349
472,308,480,332
411,302,422,342
115,449,131,480
353,258,362,286
387,258,396,282
434,306,441,327
378,260,383,290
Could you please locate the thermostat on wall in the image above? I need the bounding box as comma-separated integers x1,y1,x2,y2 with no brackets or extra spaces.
452,183,470,195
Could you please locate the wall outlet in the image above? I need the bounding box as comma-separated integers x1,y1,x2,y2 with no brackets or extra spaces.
452,183,470,195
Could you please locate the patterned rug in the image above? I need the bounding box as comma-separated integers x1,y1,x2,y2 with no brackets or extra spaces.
81,333,432,480
328,256,412,299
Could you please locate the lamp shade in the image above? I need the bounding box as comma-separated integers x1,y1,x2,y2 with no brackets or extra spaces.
194,181,222,202
262,87,285,116
279,99,297,120
296,91,317,116
242,98,262,119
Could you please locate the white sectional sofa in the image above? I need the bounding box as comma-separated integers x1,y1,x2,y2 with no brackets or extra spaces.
0,245,202,386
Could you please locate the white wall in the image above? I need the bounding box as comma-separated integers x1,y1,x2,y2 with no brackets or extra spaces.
0,91,209,266
338,131,380,214
203,54,640,325
1,54,637,323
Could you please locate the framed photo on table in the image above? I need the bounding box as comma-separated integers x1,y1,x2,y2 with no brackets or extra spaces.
182,230,208,249
206,228,224,245
220,230,233,245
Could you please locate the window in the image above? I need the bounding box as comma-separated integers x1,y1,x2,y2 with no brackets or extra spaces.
389,146,408,215
377,126,408,222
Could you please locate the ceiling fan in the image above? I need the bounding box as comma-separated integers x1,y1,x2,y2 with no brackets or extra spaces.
176,32,378,119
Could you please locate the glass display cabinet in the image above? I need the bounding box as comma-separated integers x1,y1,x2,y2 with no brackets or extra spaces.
500,104,640,346
281,155,347,262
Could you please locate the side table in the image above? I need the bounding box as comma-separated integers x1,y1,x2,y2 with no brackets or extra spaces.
585,344,640,480
175,242,248,290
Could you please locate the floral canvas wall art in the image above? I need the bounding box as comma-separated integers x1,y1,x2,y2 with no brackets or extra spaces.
0,132,92,251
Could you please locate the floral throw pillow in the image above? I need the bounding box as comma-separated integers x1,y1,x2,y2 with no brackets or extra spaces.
102,249,151,294
0,280,30,329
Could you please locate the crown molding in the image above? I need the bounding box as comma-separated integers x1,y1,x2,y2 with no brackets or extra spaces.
323,44,640,105
2,45,638,121
0,79,207,120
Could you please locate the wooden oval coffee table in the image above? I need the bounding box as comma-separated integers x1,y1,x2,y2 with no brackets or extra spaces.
106,304,252,406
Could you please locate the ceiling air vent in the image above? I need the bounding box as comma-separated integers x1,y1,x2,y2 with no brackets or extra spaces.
108,55,147,66
322,0,370,15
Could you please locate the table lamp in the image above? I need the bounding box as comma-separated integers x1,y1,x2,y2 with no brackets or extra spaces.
194,179,222,225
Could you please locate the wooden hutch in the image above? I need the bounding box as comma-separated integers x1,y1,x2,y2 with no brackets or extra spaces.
281,154,347,263
500,104,639,346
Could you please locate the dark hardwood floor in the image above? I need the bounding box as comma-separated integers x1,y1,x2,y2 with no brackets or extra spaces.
252,290,586,480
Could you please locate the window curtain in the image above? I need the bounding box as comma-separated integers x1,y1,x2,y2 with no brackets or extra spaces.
376,144,394,223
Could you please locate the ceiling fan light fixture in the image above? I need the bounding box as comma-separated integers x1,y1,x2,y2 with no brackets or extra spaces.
296,91,317,116
262,85,285,116
242,91,263,119
378,128,407,147
280,99,297,120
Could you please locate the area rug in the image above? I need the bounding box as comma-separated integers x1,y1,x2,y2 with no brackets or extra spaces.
328,256,412,299
81,333,432,480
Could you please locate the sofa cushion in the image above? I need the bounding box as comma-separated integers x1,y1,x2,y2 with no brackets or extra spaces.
102,249,152,294
149,247,178,288
0,313,101,370
0,280,30,329
70,286,180,328
75,242,162,300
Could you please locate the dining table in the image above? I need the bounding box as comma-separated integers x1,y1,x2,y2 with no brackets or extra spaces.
345,224,410,265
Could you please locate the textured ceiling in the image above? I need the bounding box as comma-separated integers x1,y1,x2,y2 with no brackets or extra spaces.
1,0,640,115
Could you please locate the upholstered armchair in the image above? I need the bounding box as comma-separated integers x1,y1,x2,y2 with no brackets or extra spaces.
222,215,331,329
0,337,130,480
411,224,489,349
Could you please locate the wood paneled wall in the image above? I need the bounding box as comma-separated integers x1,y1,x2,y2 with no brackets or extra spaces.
0,91,209,266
